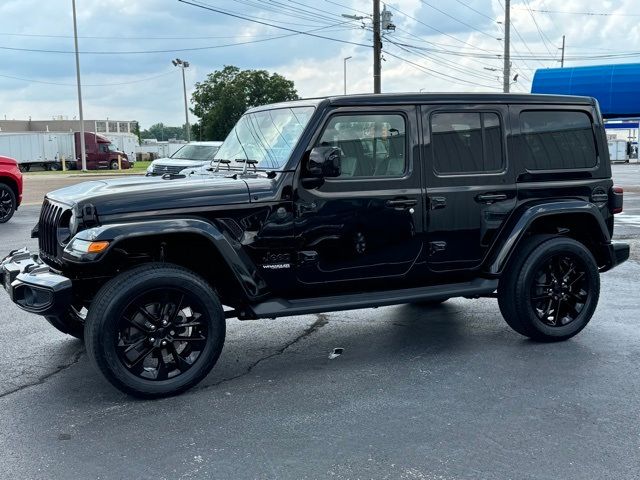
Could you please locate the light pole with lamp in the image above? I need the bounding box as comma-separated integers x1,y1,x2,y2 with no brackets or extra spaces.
172,58,191,142
343,56,352,95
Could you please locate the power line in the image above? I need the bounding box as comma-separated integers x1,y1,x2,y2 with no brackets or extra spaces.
178,0,371,48
383,45,500,89
0,19,360,54
384,3,496,53
520,0,557,56
417,0,497,39
0,70,176,87
514,7,640,17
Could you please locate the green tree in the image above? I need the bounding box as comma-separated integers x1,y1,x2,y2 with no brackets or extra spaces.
140,123,186,141
191,65,298,141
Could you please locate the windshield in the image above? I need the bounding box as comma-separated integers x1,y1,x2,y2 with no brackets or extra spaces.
171,144,220,161
107,144,119,152
214,106,315,169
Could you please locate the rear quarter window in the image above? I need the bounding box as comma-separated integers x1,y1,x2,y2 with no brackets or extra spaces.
519,110,597,170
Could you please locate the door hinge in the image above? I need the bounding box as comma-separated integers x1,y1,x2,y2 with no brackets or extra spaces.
429,241,447,256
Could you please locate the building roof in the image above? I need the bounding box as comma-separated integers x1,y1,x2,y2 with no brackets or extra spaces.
531,64,640,118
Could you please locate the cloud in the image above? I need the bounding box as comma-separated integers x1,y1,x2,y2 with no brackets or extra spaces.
0,0,638,127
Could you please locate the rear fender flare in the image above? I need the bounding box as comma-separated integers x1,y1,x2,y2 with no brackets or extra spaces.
486,200,610,275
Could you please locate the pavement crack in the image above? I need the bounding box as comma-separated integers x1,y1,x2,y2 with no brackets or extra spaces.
0,348,84,399
198,314,329,391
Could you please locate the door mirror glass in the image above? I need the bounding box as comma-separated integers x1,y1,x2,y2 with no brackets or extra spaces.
307,146,341,178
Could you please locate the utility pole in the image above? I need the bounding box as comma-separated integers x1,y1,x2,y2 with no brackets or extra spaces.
502,0,511,93
72,0,87,171
373,0,381,94
560,34,566,67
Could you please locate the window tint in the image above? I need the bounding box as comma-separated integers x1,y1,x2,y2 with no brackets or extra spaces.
519,110,597,170
431,112,503,174
317,114,406,178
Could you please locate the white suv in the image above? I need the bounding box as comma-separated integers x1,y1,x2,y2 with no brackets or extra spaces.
145,141,223,176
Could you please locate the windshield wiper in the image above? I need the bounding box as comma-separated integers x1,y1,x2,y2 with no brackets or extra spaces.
234,158,259,174
212,158,235,172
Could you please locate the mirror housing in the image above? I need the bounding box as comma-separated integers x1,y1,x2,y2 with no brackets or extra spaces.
306,146,341,178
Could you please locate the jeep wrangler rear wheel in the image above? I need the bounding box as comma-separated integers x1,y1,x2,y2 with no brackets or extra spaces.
498,236,600,342
85,263,225,398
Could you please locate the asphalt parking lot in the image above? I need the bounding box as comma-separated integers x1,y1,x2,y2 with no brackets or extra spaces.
0,166,639,479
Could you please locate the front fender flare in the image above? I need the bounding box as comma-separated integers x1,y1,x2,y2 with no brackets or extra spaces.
486,200,611,276
65,218,267,300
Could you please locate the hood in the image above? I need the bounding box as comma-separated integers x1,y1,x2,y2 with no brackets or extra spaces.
0,156,18,166
46,174,250,217
151,158,210,168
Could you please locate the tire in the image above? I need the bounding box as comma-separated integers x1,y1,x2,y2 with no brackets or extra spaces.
498,236,600,342
45,305,86,340
19,164,30,173
109,160,119,170
0,183,16,223
85,263,225,398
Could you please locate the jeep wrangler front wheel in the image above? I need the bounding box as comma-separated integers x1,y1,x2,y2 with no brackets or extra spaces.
498,236,600,342
85,263,225,398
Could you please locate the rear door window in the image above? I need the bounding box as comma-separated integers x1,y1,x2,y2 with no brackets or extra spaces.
431,112,504,175
519,110,597,170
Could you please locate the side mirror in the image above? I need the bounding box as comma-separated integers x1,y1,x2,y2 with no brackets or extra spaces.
306,146,341,178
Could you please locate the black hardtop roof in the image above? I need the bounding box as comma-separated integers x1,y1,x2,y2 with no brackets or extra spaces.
247,92,594,113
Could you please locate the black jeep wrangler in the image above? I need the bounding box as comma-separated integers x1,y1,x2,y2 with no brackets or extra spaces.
1,93,629,397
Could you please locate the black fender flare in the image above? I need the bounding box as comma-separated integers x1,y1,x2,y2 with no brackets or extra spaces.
66,218,267,300
486,200,611,275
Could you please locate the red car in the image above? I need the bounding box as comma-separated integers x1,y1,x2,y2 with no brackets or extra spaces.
0,155,23,223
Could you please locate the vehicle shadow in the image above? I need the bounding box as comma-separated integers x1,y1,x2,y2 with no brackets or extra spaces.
35,299,597,404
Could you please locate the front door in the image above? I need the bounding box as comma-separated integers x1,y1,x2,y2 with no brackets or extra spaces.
294,106,424,288
421,105,516,272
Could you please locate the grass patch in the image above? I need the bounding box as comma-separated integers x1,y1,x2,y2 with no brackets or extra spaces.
24,161,151,176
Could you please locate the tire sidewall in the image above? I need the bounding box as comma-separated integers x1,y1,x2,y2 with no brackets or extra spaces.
0,184,16,223
87,266,225,397
515,238,600,340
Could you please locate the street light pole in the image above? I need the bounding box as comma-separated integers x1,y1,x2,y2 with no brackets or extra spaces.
72,0,87,171
343,56,352,95
172,58,191,142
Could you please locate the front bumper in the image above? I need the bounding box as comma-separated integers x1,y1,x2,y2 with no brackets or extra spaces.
1,248,72,316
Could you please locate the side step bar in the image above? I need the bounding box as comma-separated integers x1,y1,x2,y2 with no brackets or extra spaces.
240,278,498,320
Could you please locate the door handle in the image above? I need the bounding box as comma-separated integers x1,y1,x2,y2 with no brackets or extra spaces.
476,193,508,203
386,198,417,209
429,196,446,210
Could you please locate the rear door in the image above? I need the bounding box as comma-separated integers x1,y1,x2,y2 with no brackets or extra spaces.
421,104,516,272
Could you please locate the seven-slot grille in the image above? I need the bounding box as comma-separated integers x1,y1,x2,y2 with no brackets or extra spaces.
152,164,187,175
38,199,67,259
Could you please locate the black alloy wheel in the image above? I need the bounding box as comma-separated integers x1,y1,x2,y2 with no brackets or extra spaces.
0,184,16,223
498,235,600,342
116,288,209,381
85,263,225,397
530,253,590,328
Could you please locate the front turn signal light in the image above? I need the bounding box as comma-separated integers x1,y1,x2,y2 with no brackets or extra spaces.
87,241,110,253
65,238,110,256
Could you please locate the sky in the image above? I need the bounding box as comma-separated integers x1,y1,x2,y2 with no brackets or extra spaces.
0,0,637,130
